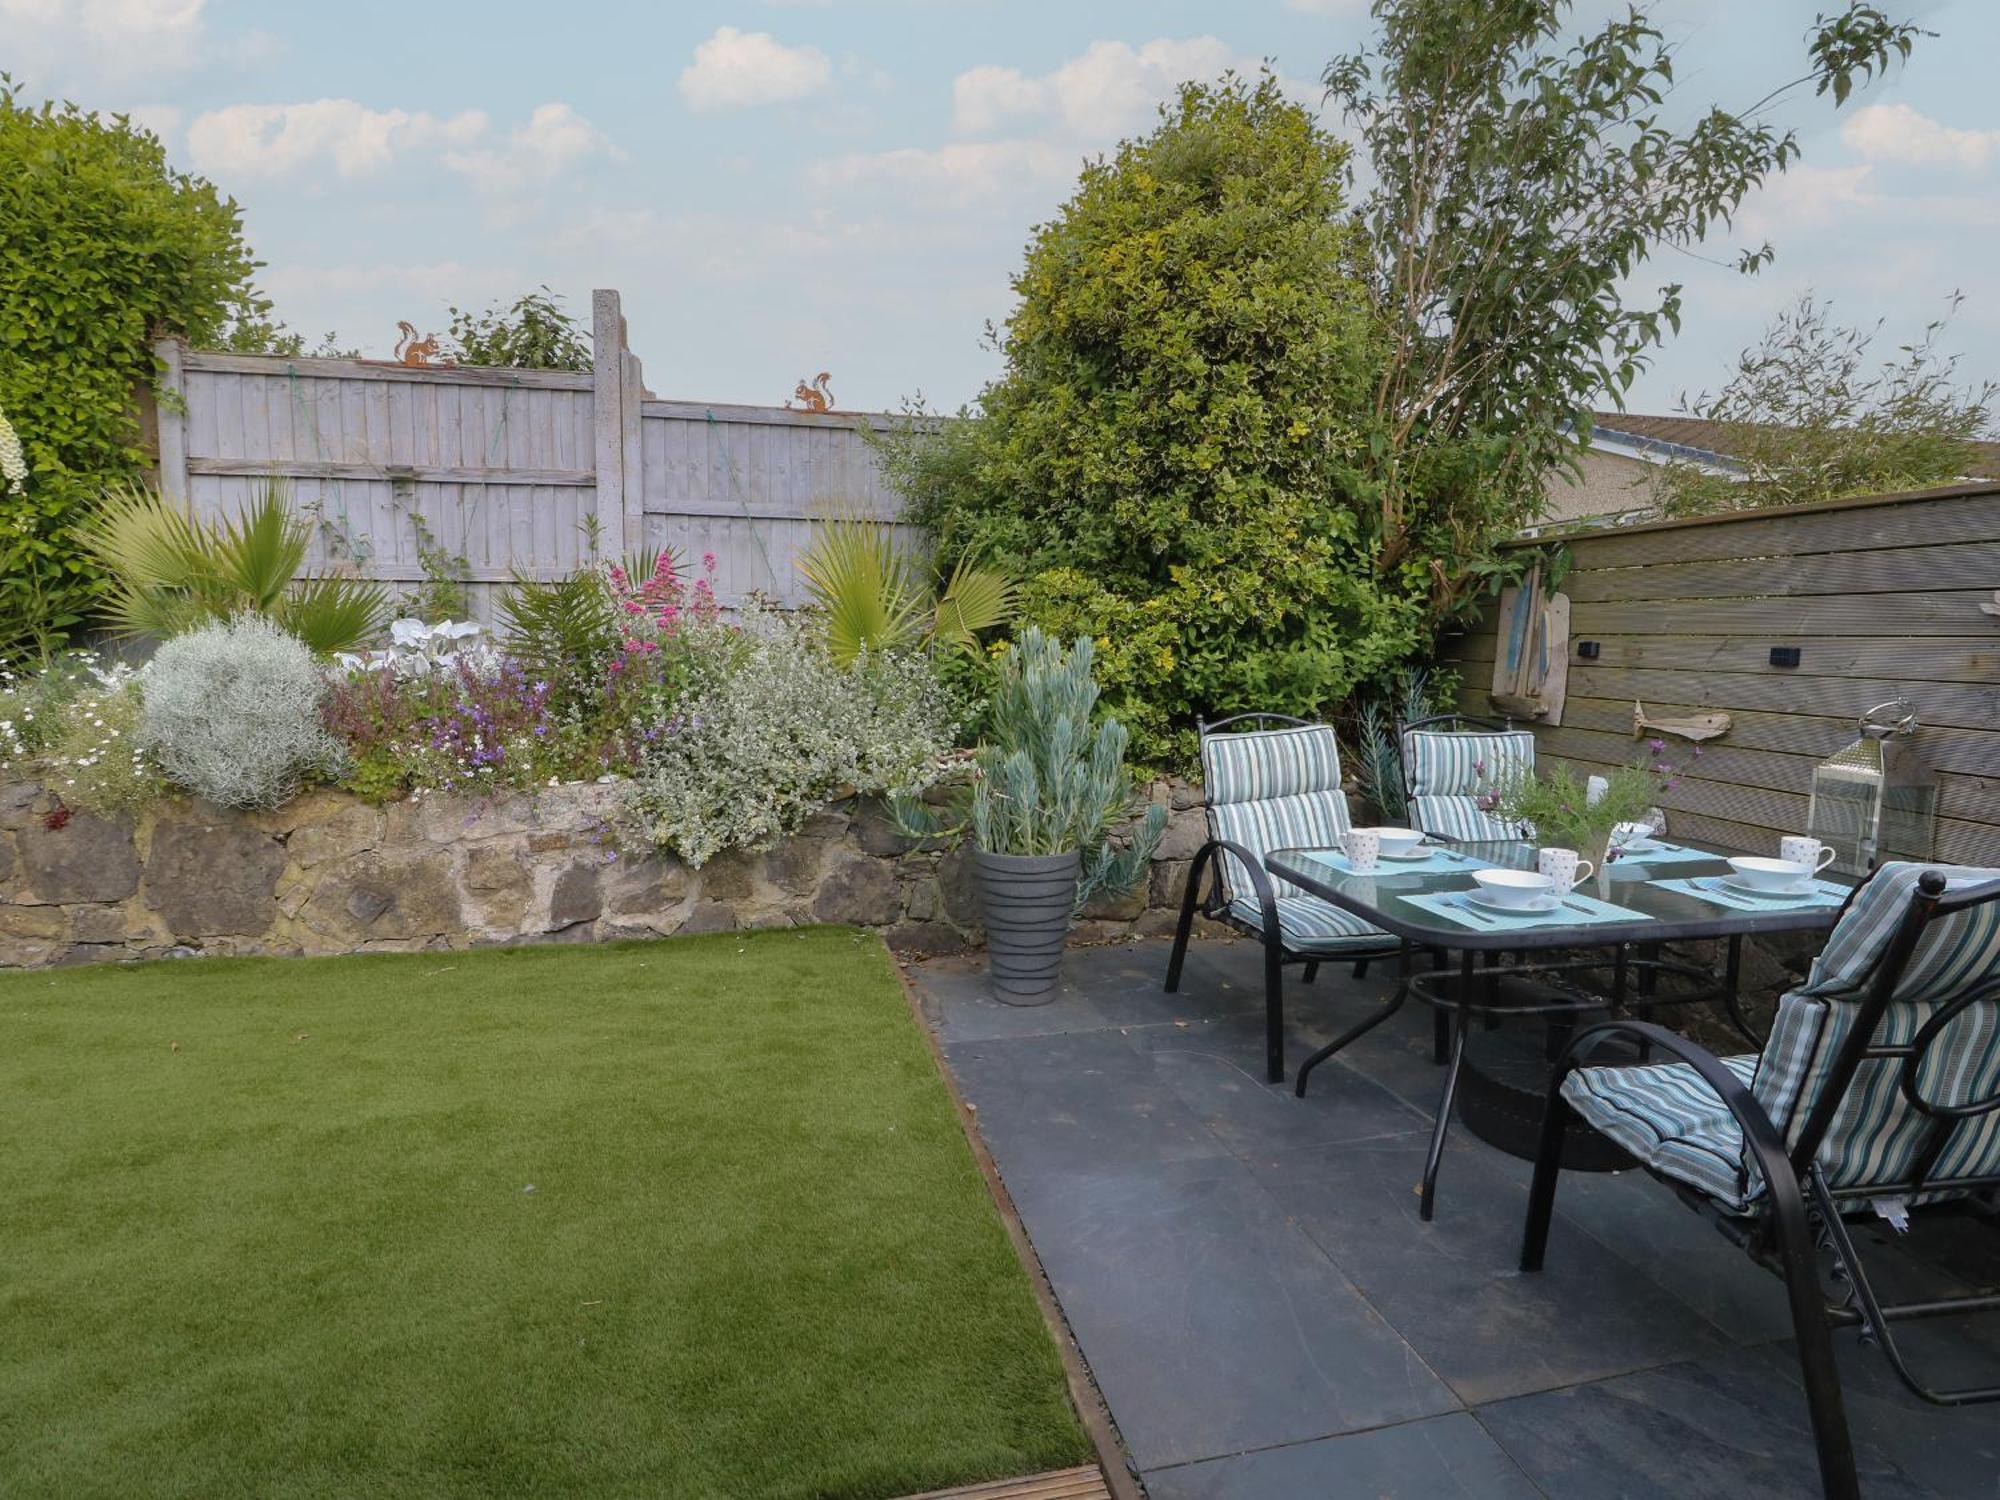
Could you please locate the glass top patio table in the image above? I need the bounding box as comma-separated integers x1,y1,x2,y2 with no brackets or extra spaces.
1265,839,1858,952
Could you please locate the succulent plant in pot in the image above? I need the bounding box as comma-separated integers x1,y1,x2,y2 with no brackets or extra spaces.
899,628,1165,1003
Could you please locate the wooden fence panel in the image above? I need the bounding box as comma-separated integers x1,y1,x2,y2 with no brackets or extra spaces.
1445,484,2000,866
153,289,918,621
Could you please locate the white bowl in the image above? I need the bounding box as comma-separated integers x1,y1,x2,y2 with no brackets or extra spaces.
1471,868,1558,908
1727,855,1814,891
1364,826,1425,856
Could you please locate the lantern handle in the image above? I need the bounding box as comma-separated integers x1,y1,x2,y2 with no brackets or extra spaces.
1859,697,1918,737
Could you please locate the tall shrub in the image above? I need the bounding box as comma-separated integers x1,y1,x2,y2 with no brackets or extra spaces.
885,75,1420,768
0,79,271,655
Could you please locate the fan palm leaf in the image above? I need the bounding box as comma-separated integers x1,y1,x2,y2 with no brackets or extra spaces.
797,517,929,665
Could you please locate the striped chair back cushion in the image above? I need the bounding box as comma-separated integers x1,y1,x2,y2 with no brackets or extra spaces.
1748,862,2000,1196
1408,795,1522,844
1402,729,1535,842
1201,724,1354,900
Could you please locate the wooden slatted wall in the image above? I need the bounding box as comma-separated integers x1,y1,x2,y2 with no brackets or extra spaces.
1442,483,2000,866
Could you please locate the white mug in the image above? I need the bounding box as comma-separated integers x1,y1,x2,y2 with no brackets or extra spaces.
1341,828,1381,873
1537,847,1595,889
1780,836,1837,874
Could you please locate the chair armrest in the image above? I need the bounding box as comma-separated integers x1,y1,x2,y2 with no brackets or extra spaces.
1188,838,1279,938
1557,1020,1798,1200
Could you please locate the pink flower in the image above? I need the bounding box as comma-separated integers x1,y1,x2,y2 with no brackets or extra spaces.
609,564,630,591
702,551,717,571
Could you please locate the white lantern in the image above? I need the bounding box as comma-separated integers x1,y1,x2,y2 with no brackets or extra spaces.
1805,698,1938,875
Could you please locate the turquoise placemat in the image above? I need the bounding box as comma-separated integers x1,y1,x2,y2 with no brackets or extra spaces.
1606,841,1715,869
1291,845,1492,877
1654,875,1848,914
1407,889,1651,932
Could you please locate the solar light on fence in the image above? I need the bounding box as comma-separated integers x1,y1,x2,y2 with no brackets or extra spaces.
1806,697,1938,875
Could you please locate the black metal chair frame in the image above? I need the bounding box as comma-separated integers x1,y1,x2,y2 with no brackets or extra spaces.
1162,713,1405,1084
1522,869,2000,1500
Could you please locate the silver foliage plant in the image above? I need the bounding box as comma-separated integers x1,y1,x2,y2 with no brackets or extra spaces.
137,614,344,809
900,629,1165,912
621,605,957,867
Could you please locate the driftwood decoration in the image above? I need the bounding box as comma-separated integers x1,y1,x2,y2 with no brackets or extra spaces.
787,372,834,412
1633,700,1732,742
1980,589,2000,619
1488,565,1571,725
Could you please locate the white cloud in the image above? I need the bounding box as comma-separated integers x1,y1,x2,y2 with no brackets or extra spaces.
678,27,832,111
186,100,487,181
1841,103,1999,172
950,37,1246,141
442,104,620,196
1736,163,1880,238
0,0,276,82
184,99,616,205
1282,0,1371,12
809,139,1075,209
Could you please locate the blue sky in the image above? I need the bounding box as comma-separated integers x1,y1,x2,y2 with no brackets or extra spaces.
8,0,1996,418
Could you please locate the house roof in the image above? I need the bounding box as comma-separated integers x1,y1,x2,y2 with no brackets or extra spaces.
1589,411,2000,480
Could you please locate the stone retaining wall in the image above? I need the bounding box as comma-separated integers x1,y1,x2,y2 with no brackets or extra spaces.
0,777,1220,969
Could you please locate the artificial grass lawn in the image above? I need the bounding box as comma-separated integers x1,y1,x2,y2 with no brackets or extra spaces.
1,928,1089,1498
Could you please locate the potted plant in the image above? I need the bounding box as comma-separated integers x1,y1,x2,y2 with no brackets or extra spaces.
900,629,1165,1004
1484,742,1686,873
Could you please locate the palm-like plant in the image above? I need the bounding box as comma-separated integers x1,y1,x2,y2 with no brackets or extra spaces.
82,481,388,654
797,517,1015,665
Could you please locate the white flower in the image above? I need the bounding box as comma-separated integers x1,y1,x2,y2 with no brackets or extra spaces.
0,402,29,497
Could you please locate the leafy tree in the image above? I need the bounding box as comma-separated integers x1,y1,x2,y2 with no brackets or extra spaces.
1656,292,1995,516
883,75,1418,767
445,286,592,371
1321,0,1925,622
0,78,276,656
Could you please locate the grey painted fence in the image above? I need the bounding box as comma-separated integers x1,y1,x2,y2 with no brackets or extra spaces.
152,290,917,622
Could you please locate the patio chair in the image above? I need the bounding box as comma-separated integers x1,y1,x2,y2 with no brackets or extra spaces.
1520,862,2000,1500
1163,714,1404,1083
1399,714,1535,843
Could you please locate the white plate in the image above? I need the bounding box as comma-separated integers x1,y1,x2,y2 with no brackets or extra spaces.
1464,888,1560,915
1378,846,1435,861
1720,872,1813,899
1613,837,1661,854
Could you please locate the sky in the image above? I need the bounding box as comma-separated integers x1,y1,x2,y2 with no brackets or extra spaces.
6,0,1997,418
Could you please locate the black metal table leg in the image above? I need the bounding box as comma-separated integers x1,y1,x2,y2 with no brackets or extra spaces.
1418,950,1475,1222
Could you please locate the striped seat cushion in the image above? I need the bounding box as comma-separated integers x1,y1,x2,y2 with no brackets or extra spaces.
1749,862,2000,1199
1228,894,1392,954
1562,1055,1762,1209
1201,725,1354,900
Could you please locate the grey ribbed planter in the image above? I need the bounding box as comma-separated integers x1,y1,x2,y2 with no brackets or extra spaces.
972,848,1080,1005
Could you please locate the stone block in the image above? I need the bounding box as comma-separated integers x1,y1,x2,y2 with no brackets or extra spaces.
677,901,737,935
885,920,970,955
812,855,900,927
144,821,288,940
1149,858,1192,909
761,837,827,897
937,847,983,927
0,830,13,886
16,811,141,904
549,861,604,928
301,850,461,943
1081,879,1146,922
285,802,384,868
603,853,688,918
698,850,754,902
1155,805,1211,861
0,902,70,966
